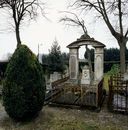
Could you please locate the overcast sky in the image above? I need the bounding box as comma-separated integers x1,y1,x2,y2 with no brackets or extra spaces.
0,0,119,60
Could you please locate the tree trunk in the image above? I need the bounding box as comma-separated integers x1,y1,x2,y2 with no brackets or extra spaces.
119,41,126,74
15,25,21,48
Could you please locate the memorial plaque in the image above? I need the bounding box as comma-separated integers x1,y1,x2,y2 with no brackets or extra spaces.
81,65,90,84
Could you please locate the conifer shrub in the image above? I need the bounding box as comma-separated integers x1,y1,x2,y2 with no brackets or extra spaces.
2,45,46,121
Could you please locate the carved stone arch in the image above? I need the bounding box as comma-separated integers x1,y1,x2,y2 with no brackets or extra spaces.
67,36,105,84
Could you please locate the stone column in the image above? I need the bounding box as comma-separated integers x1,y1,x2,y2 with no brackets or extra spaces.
69,48,79,83
94,47,104,81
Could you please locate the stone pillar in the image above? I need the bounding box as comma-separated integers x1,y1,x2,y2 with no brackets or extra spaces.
69,48,79,83
94,47,104,81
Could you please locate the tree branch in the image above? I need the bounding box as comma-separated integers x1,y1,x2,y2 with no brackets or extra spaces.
60,11,87,34
0,0,45,46
118,0,123,36
125,28,128,37
99,0,117,38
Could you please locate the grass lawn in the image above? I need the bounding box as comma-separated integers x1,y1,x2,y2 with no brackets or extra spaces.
0,100,128,130
103,74,110,92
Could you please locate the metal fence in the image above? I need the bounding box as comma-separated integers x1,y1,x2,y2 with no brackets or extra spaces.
108,74,128,114
45,78,105,108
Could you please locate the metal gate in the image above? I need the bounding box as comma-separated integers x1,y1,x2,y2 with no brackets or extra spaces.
108,74,128,114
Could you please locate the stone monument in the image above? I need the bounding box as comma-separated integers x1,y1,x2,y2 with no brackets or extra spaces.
67,34,105,84
81,65,91,85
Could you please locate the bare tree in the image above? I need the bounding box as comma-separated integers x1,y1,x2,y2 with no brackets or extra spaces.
60,11,87,34
60,12,93,83
0,0,45,47
73,0,128,73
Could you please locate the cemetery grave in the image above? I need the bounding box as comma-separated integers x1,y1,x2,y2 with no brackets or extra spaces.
45,35,128,114
45,35,106,109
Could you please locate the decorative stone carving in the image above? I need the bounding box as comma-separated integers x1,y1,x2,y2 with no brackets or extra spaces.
67,36,105,84
94,48,104,81
70,56,76,79
77,33,94,41
69,48,79,81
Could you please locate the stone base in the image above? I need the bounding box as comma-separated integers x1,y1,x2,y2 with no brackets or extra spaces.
66,79,79,85
81,79,90,85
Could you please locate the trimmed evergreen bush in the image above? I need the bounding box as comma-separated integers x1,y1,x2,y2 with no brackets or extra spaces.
2,45,46,121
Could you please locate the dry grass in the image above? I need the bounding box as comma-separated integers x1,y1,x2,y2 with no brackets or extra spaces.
103,74,110,91
0,100,128,130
